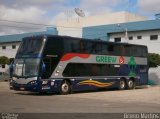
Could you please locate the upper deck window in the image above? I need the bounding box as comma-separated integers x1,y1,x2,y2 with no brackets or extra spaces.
17,37,46,56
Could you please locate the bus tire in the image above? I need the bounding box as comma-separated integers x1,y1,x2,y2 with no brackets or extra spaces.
127,79,135,90
60,80,71,95
118,78,126,90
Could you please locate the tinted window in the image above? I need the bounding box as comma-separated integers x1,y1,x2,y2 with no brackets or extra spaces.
64,39,80,53
79,41,102,54
42,37,64,79
63,63,119,77
113,45,121,55
124,45,147,57
71,40,80,52
63,38,147,57
101,44,108,54
107,44,121,56
17,38,45,56
93,43,102,54
64,40,103,54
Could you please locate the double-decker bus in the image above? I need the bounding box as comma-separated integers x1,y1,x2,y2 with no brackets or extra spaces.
10,35,148,94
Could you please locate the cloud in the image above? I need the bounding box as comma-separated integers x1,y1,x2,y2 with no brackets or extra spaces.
0,5,46,22
0,0,65,10
0,5,50,35
49,12,67,25
79,0,129,15
0,0,132,35
0,0,76,35
138,0,160,15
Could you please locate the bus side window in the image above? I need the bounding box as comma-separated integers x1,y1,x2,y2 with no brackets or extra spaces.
71,40,80,53
95,43,102,54
80,40,85,52
101,44,108,55
114,45,121,56
124,45,131,56
142,47,147,57
108,44,114,55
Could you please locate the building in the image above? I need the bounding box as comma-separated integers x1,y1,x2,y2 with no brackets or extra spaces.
82,19,160,54
0,27,58,72
56,11,146,37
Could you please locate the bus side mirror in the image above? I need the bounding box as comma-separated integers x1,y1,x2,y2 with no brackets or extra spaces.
9,64,13,78
41,62,46,74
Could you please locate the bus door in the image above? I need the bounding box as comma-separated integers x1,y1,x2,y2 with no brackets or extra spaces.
41,55,59,79
41,56,52,79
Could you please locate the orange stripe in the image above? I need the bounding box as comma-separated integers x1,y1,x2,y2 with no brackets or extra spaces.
78,80,114,87
61,53,90,61
78,80,113,85
78,82,114,87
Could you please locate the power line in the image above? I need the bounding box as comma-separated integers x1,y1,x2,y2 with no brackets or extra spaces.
0,19,141,31
0,19,53,27
0,19,82,29
0,24,43,30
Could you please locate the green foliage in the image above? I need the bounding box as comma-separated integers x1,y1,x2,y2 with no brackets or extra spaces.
0,56,10,65
149,53,160,68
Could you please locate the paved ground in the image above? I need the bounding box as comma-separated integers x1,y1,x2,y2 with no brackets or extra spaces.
0,82,160,113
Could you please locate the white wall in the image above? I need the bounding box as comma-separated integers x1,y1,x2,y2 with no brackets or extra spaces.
0,42,20,72
109,30,160,54
0,42,20,58
0,65,9,72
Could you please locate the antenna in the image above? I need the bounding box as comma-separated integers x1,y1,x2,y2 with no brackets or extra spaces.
74,8,85,17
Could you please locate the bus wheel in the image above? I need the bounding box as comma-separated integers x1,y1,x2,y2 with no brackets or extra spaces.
118,79,126,90
60,80,71,95
127,79,135,90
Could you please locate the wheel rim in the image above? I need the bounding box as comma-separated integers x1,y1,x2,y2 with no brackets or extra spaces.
61,83,69,93
128,80,134,88
120,80,125,89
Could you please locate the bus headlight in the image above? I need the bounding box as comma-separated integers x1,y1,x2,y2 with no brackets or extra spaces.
51,80,55,86
55,70,60,76
10,79,16,84
10,79,13,83
28,80,37,85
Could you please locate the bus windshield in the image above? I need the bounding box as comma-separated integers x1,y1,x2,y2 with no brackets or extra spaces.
13,58,40,77
16,37,46,56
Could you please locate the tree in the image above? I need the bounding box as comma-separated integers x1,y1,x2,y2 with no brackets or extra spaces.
0,56,10,65
148,53,160,68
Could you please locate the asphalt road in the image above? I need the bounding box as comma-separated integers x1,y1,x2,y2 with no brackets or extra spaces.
0,82,160,113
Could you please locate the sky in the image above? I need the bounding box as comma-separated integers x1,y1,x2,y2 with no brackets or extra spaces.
0,0,160,35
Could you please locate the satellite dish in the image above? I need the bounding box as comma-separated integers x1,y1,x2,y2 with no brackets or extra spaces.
75,8,85,17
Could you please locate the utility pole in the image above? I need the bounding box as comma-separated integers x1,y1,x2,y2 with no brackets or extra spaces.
125,28,128,42
117,24,128,43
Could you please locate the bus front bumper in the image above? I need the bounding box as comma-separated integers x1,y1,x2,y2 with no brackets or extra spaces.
10,81,39,92
10,79,60,93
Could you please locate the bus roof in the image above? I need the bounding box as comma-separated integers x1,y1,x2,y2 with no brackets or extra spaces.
22,34,147,48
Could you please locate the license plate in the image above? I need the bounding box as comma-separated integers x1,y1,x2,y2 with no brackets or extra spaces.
42,86,50,90
20,87,25,91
